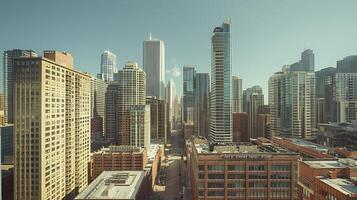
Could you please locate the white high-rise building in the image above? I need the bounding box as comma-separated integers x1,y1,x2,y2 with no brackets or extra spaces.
100,49,117,82
209,18,233,143
117,61,146,145
129,105,151,149
143,34,165,98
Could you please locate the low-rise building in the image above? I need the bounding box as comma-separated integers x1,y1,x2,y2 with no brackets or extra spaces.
75,171,148,200
186,137,300,200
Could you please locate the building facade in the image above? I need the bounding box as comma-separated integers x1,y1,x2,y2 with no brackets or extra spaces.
90,76,107,136
117,61,146,145
143,35,165,98
232,112,248,142
100,49,117,82
13,51,90,200
146,96,167,143
232,76,243,113
183,65,196,123
129,105,151,149
247,90,264,139
105,83,119,142
194,73,210,138
209,18,232,143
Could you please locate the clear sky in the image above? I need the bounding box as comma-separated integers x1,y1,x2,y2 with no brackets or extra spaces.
1,0,357,101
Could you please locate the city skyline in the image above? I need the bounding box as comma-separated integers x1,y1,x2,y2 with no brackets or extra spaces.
2,1,357,98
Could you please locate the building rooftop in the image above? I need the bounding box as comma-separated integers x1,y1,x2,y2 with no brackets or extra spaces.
319,178,357,196
303,159,357,169
95,145,144,154
191,137,293,155
75,171,144,200
290,138,330,153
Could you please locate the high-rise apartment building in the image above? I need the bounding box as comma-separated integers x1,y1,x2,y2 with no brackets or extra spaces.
290,49,315,72
269,67,316,138
143,34,165,98
128,105,151,149
117,61,146,145
183,65,196,123
243,85,263,113
105,83,119,142
3,49,37,124
90,76,107,135
232,76,243,113
186,137,299,200
209,18,232,143
13,51,90,200
146,96,167,143
100,49,117,82
337,55,357,73
194,73,210,138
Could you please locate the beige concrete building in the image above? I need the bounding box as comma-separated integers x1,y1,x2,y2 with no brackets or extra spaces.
13,51,91,200
129,105,151,149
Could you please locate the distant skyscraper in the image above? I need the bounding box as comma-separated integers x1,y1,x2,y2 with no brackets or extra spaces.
146,96,167,143
117,61,146,145
269,67,316,138
91,76,108,135
337,55,357,73
183,66,195,123
194,73,210,138
105,83,119,142
100,49,117,82
290,49,315,72
243,85,263,113
166,80,176,130
256,105,271,138
232,76,243,112
3,49,37,124
209,18,232,143
13,51,90,200
248,91,264,139
129,105,151,149
143,34,165,98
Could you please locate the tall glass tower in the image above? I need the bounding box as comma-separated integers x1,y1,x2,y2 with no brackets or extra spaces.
209,18,233,143
100,49,117,82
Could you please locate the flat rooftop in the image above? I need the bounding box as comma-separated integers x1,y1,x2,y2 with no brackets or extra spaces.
75,171,144,200
319,178,357,195
303,159,357,169
95,145,144,154
191,137,293,155
290,138,329,153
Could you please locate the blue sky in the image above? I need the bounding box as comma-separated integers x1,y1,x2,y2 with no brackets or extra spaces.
1,0,357,100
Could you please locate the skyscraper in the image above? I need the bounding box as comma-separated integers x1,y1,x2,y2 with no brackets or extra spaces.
193,73,210,138
100,49,117,82
269,67,316,138
146,96,167,143
232,76,243,112
209,18,232,143
129,105,151,149
117,61,146,145
183,65,196,123
105,83,119,142
243,85,263,113
143,34,165,98
3,49,37,124
13,51,90,200
248,91,264,139
337,55,357,73
290,49,315,72
166,79,176,130
90,76,108,135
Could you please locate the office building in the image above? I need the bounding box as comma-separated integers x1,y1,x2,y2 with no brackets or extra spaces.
256,105,271,138
166,79,176,130
269,68,316,138
117,61,146,145
315,67,336,123
299,159,357,200
75,171,147,200
143,34,165,98
91,146,147,179
243,85,263,113
290,49,315,72
183,65,195,123
105,83,119,142
232,112,248,142
3,49,37,124
232,76,243,113
209,18,232,143
13,51,90,200
0,124,13,164
194,73,210,138
247,89,264,139
128,105,150,149
91,76,107,136
100,49,117,82
186,137,299,200
146,96,167,143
